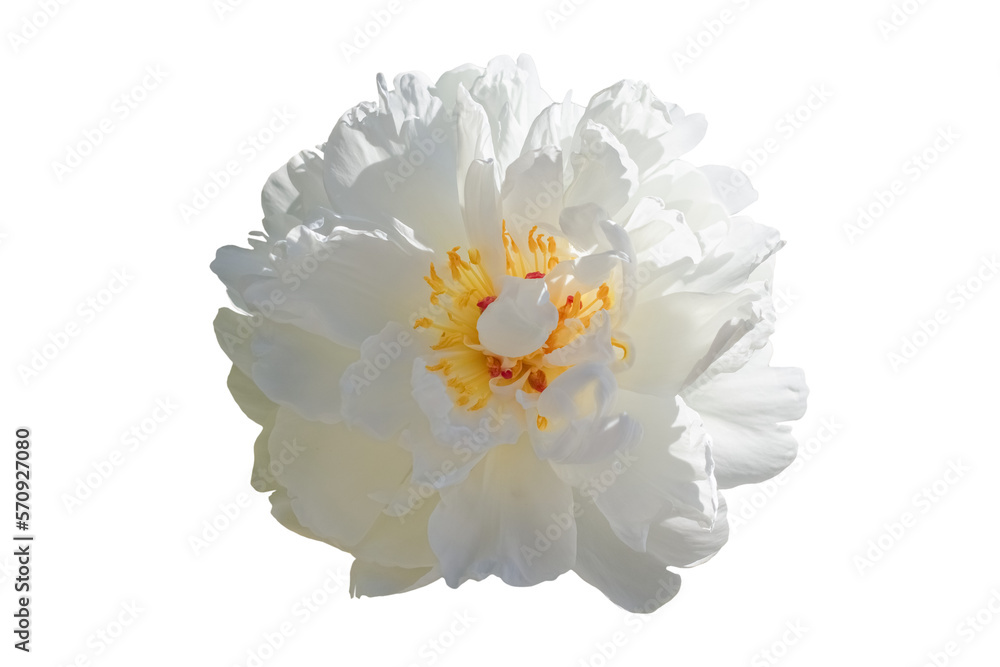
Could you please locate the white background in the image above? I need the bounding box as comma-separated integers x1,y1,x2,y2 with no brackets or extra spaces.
3,0,999,665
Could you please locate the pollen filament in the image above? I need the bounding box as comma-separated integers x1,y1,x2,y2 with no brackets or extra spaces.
416,221,615,411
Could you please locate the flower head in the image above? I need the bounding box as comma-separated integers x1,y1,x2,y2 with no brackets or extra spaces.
211,54,807,612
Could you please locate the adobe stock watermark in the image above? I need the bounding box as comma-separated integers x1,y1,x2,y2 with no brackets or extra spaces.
55,601,144,667
232,568,349,667
340,0,416,63
213,0,250,20
576,577,683,665
215,244,336,360
853,459,969,575
729,417,843,534
877,0,932,40
61,398,179,514
17,268,135,385
51,65,168,182
843,125,959,244
388,409,510,519
750,620,808,667
916,589,1000,667
887,254,997,372
522,450,638,566
189,436,305,556
341,328,415,394
544,0,592,30
7,0,73,54
384,125,450,192
717,84,833,195
178,106,295,223
672,0,756,73
406,611,477,667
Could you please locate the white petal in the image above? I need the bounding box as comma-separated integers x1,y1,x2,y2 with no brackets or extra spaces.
462,158,506,280
240,223,432,349
350,562,439,598
268,407,411,548
477,276,559,358
522,90,585,160
261,148,330,239
700,164,758,214
213,308,255,376
616,289,761,397
469,54,553,174
340,321,429,439
409,361,523,486
432,63,485,110
564,121,638,216
454,84,496,203
351,493,439,569
647,496,730,567
575,80,706,180
573,496,683,613
543,310,615,368
554,394,717,551
323,72,463,250
250,320,355,424
683,344,808,488
527,361,642,464
428,439,576,587
501,146,564,234
681,216,784,294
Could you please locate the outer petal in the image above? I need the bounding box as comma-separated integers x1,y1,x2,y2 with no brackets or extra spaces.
428,439,576,587
262,148,331,239
323,72,463,251
616,289,762,397
683,344,808,488
553,394,717,552
522,90,586,159
468,54,553,174
251,319,356,424
647,496,730,567
268,407,411,548
564,121,638,217
573,498,683,614
236,222,432,349
575,80,706,181
350,562,439,598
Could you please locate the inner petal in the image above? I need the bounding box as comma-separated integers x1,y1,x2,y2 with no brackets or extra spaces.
477,276,558,358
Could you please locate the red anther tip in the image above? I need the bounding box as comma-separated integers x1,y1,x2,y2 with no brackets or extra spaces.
477,296,497,311
524,271,545,279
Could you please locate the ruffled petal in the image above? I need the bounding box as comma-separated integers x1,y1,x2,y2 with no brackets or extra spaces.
234,221,432,349
683,344,808,488
564,121,638,217
428,439,576,587
323,72,463,250
573,495,683,613
616,289,762,397
575,80,706,181
267,407,411,548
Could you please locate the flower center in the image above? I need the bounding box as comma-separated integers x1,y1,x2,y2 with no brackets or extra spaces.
414,223,615,413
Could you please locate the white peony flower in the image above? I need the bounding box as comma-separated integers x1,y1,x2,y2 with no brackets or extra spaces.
211,54,807,613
